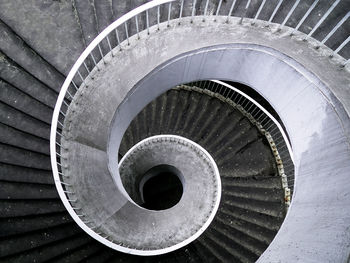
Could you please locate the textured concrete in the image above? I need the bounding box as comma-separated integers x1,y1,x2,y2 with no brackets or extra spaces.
61,17,350,261
0,0,85,76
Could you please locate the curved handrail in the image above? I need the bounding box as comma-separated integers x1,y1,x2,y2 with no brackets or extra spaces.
50,0,176,256
50,0,348,255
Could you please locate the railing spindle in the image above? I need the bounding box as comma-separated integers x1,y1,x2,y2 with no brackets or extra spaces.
168,2,172,26
191,0,197,22
278,0,300,29
216,0,223,17
146,10,150,34
307,0,341,38
321,12,350,45
124,22,130,45
268,0,284,23
252,0,266,24
135,15,140,38
227,0,237,22
291,0,319,35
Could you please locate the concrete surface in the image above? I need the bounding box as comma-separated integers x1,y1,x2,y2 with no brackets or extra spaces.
62,17,350,261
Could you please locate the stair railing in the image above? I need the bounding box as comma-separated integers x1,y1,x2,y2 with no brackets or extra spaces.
50,0,349,252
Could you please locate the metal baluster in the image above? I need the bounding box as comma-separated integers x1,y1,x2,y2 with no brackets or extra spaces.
240,0,251,24
124,22,130,45
59,111,66,117
226,0,237,22
135,15,140,39
97,44,106,64
157,5,161,29
146,10,150,34
66,89,74,99
307,0,341,38
72,81,79,91
106,36,113,56
252,0,266,25
333,36,350,56
57,121,64,129
115,28,122,50
56,130,63,137
215,0,223,18
203,0,209,21
191,0,197,23
321,12,350,45
168,2,172,26
77,70,85,83
291,0,319,35
179,0,184,23
268,0,284,23
83,61,90,74
278,0,300,30
90,53,100,71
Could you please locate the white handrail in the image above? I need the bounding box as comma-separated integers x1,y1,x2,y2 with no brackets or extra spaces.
49,0,347,255
50,0,177,256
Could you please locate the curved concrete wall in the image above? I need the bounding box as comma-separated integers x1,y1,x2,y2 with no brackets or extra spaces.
63,17,350,261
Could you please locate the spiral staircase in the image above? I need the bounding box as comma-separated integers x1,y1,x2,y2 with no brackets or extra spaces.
0,0,350,262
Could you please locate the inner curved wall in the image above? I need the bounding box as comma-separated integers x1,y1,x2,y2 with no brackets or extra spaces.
63,17,350,261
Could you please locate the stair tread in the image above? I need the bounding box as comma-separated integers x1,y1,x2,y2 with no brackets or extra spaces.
0,0,85,76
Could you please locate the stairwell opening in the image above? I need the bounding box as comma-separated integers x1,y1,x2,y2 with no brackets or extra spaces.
139,164,184,210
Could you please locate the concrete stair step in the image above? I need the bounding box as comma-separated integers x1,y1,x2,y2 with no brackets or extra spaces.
0,234,91,263
0,102,50,140
0,223,83,258
0,162,53,185
0,199,66,218
0,181,58,200
0,212,72,237
0,52,58,109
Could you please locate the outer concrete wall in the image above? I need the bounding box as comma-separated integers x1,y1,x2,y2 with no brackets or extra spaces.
63,17,350,261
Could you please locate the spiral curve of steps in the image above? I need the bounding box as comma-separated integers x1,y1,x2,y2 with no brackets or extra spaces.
0,0,349,262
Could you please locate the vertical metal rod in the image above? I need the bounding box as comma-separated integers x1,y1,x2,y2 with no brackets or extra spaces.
292,0,319,34
97,44,105,64
268,0,284,23
216,0,223,17
168,2,172,26
343,59,350,67
204,0,209,17
115,28,121,50
247,102,255,112
307,0,341,38
157,5,161,29
334,36,350,55
72,81,79,91
62,99,69,107
227,0,237,22
146,10,150,34
90,53,100,70
232,91,240,102
240,0,251,24
66,90,74,99
191,0,197,22
135,15,140,38
83,62,90,73
106,36,113,56
279,0,300,29
179,0,184,21
253,0,266,24
321,12,350,44
124,22,130,45
77,70,84,82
